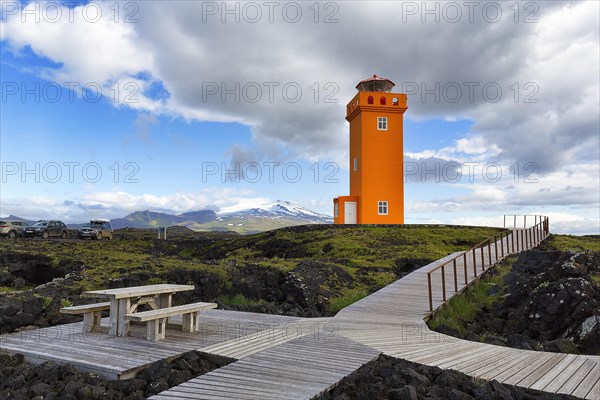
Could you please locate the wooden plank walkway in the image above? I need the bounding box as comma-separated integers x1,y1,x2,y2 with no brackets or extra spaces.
197,317,333,360
333,230,599,400
150,334,380,400
0,310,315,379
2,226,597,399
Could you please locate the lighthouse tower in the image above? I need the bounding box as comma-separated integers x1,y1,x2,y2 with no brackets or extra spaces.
333,75,408,224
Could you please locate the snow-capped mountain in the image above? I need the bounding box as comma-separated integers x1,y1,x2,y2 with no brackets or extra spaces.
55,200,332,234
220,200,333,224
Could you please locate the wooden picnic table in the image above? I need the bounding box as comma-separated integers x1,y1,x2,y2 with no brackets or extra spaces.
83,284,194,336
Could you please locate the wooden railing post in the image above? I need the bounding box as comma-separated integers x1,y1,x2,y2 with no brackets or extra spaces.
542,219,546,238
515,230,519,251
473,248,477,277
480,246,485,271
500,232,504,258
427,273,433,312
441,265,446,303
488,241,492,265
453,259,458,292
463,253,468,285
494,236,499,261
511,231,514,252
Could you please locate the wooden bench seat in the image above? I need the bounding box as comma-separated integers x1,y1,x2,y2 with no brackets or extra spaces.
60,302,111,332
125,302,217,341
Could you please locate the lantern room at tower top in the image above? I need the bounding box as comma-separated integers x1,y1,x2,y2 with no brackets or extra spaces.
333,75,408,225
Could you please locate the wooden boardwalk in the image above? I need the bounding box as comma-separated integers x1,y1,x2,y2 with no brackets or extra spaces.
2,227,598,399
161,229,597,399
152,334,379,400
0,310,322,380
334,231,599,400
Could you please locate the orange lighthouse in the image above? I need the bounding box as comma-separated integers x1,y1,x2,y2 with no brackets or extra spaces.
333,75,408,224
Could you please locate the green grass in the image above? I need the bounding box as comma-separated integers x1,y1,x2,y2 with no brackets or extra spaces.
36,295,53,309
543,234,600,252
0,225,502,310
60,298,73,308
0,286,19,293
428,257,516,334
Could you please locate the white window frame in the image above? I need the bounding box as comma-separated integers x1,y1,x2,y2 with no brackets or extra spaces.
377,117,387,131
353,157,358,172
334,203,339,218
378,201,388,215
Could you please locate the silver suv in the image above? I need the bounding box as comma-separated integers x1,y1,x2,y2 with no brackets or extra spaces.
78,219,113,240
0,221,29,238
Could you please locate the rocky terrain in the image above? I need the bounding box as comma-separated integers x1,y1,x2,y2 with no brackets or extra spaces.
0,225,496,334
0,253,81,334
0,351,228,400
0,254,333,334
1,229,597,399
314,355,577,400
431,250,600,355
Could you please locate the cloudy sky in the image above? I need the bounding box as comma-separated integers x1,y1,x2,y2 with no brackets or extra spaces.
1,0,598,234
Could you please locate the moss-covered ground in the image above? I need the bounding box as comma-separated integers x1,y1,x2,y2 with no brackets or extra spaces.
428,233,600,336
0,224,502,312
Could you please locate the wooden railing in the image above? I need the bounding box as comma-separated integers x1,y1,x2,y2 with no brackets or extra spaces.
426,216,549,313
503,214,549,230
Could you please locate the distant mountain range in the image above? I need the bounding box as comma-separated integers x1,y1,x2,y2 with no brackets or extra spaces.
4,201,333,234
109,209,218,229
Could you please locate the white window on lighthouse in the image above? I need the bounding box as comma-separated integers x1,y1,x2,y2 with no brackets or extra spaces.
378,201,388,215
334,203,339,217
377,117,387,131
353,157,358,171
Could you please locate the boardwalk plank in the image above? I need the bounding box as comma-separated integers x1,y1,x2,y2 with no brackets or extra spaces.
542,356,589,393
572,360,599,399
558,358,598,396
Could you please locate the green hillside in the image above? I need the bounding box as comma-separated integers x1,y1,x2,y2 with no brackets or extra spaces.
0,224,501,313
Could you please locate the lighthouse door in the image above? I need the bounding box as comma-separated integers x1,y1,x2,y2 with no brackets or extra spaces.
344,202,357,224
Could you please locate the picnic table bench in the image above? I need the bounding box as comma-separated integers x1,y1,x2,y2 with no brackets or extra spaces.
125,302,217,341
60,302,111,332
83,284,195,336
60,284,217,340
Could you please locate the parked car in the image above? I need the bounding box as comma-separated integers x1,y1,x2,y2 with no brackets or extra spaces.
78,219,113,240
23,220,68,239
0,220,29,238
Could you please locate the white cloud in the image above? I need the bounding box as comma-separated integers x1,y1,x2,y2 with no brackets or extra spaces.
3,1,596,168
448,213,599,236
1,189,314,223
1,1,598,234
1,2,163,109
